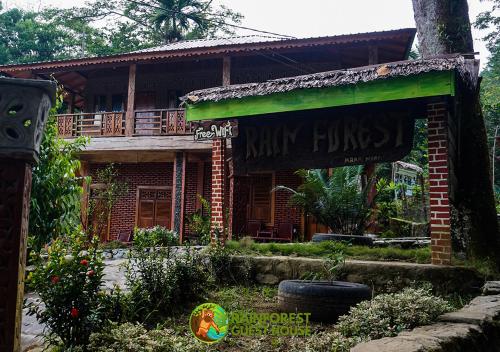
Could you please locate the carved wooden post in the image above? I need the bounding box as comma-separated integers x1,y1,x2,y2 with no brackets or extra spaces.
0,77,55,352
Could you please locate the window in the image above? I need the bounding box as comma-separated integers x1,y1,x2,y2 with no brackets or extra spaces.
136,186,172,229
111,94,124,112
249,173,274,224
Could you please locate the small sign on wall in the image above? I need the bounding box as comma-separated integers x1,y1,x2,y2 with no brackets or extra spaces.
193,120,239,141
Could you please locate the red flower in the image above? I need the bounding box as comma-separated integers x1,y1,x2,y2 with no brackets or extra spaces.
86,270,95,277
70,307,79,318
51,276,60,284
80,259,89,266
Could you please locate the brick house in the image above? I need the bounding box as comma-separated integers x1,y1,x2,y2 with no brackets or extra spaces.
0,29,416,242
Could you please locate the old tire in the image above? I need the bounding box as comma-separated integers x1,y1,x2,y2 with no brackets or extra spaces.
278,280,371,323
311,233,373,246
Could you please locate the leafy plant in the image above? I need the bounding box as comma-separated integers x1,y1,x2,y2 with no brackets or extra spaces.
335,286,452,341
186,195,211,245
87,164,128,239
29,97,88,252
124,241,210,326
27,231,110,349
205,238,252,285
87,322,201,352
275,167,372,235
133,226,179,247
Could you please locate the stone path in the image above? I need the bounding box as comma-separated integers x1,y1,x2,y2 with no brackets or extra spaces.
21,259,128,352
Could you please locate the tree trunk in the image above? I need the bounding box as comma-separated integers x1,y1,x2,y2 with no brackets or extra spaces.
413,0,500,267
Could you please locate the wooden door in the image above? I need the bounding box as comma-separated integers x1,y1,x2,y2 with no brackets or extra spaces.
136,187,172,229
248,174,273,224
135,92,156,135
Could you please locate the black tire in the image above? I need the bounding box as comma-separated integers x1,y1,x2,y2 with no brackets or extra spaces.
311,233,373,246
278,280,371,323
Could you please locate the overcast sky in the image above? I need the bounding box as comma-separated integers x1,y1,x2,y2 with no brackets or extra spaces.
4,0,495,68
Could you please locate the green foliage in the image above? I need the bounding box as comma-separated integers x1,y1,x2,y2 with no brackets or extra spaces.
336,286,452,341
225,240,431,264
98,240,130,250
66,0,243,45
29,99,88,252
87,323,201,352
205,239,252,285
186,195,211,245
277,167,371,235
133,226,179,247
88,164,128,238
123,242,210,327
27,232,110,349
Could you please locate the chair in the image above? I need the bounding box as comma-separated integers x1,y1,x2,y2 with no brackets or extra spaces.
273,223,293,242
247,220,263,239
117,230,133,244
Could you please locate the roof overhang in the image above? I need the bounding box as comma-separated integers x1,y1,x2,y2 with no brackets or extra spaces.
185,70,455,121
183,56,480,121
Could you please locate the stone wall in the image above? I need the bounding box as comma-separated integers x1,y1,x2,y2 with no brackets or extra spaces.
230,255,483,295
352,293,500,352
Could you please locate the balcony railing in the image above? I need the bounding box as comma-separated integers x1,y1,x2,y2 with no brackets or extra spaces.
56,109,191,138
134,109,191,136
57,112,126,137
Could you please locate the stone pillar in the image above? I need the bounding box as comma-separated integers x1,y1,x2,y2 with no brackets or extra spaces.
171,152,186,241
210,139,226,242
0,78,55,352
428,101,452,265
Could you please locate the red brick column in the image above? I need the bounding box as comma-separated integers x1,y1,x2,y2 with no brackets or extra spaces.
211,139,226,242
428,102,452,265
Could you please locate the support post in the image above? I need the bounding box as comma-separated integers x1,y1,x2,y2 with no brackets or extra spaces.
210,139,226,243
171,152,186,242
0,78,55,352
428,101,452,265
125,64,136,136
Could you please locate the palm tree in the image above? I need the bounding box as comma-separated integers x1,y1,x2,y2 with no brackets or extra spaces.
275,167,373,236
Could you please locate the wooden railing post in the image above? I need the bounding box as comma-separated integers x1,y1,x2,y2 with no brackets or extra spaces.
0,77,55,352
125,64,137,136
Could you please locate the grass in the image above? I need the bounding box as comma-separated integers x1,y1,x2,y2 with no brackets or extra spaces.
226,240,431,264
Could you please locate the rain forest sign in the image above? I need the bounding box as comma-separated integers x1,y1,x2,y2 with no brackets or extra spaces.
232,105,416,175
193,120,238,141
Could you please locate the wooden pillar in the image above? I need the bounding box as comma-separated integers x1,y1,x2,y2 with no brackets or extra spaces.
125,64,136,136
0,161,32,352
171,152,186,242
222,56,231,87
368,45,379,65
222,56,234,240
0,78,55,352
79,161,90,231
428,101,452,265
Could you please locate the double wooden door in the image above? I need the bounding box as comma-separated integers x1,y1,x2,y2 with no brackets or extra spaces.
136,186,172,229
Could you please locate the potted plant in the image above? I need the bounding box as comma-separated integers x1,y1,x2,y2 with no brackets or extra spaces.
278,247,371,323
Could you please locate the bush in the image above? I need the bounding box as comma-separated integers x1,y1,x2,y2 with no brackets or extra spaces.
88,323,201,352
205,240,252,285
98,240,129,250
336,286,452,340
133,226,179,247
27,232,110,349
124,243,210,326
186,195,211,245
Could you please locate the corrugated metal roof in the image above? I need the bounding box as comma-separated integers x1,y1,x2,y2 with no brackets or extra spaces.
0,28,415,72
132,35,287,53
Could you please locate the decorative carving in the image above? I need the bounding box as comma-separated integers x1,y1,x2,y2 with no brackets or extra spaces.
0,78,55,162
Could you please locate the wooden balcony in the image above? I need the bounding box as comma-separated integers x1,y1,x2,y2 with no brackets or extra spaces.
56,109,191,138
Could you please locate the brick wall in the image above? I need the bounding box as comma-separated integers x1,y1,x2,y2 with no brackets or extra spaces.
210,140,226,237
274,170,303,231
89,162,173,240
427,101,452,265
183,161,199,235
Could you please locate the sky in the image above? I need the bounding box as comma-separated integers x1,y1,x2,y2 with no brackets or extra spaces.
4,0,496,68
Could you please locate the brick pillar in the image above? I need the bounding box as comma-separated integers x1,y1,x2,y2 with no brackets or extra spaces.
428,101,452,265
210,139,226,242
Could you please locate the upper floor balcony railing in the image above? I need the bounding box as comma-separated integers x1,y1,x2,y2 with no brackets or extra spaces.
56,108,191,138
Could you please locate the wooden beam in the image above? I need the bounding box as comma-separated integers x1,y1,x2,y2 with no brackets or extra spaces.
185,70,456,121
222,56,231,86
368,46,379,65
125,64,137,136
